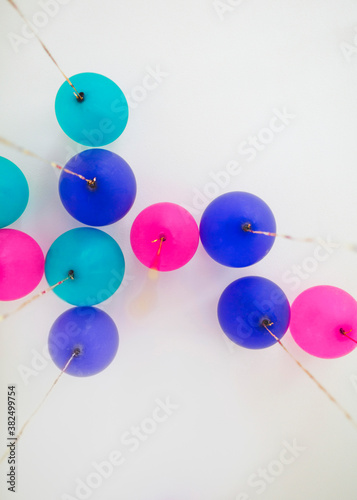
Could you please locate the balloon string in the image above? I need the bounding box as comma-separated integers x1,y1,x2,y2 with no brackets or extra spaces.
0,350,79,464
340,328,357,344
0,272,74,322
0,136,96,186
150,236,166,270
6,0,83,101
242,223,357,254
262,321,357,430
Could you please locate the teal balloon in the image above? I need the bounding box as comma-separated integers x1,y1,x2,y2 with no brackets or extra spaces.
45,228,125,306
55,72,129,147
0,157,29,227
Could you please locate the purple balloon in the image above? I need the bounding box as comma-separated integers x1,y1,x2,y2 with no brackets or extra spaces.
48,307,119,377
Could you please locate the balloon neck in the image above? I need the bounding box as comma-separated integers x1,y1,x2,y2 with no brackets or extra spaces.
87,177,97,190
76,92,85,102
242,222,252,232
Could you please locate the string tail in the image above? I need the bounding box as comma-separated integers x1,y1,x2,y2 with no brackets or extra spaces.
150,236,166,271
263,323,357,430
0,273,74,322
0,136,94,184
243,223,356,254
7,0,83,100
0,350,78,464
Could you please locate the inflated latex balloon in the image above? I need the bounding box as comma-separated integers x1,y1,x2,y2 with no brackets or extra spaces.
218,276,290,349
59,149,136,226
48,307,119,376
45,228,125,306
130,202,199,271
0,229,44,300
55,72,128,146
0,157,29,227
290,286,357,359
200,192,276,267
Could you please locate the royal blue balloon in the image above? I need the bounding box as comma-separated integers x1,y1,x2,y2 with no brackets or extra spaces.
45,227,125,306
48,307,119,377
55,72,129,147
0,157,29,227
218,276,290,349
200,192,276,267
59,149,136,226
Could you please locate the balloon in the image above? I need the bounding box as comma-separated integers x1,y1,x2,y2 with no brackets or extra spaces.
0,157,29,227
200,192,276,267
45,228,125,306
130,202,199,271
59,149,136,226
290,286,357,358
55,72,128,146
0,229,44,300
218,276,290,349
48,307,119,376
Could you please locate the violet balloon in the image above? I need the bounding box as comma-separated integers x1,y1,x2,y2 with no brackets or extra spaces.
59,149,136,226
48,307,119,377
200,192,276,267
218,276,290,349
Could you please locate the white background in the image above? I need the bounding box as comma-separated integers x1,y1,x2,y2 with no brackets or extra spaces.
1,0,357,499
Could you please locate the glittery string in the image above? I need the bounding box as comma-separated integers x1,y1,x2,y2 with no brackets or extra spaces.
243,224,357,254
7,0,83,100
0,136,95,185
150,236,166,271
0,350,78,464
262,322,357,430
0,273,74,322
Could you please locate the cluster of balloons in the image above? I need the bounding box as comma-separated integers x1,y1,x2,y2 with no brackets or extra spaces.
1,72,356,379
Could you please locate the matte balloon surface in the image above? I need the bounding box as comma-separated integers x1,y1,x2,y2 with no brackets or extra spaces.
45,228,125,306
290,286,357,358
55,72,128,146
218,276,290,349
0,229,44,300
200,192,276,267
59,149,136,226
48,307,119,377
130,202,199,271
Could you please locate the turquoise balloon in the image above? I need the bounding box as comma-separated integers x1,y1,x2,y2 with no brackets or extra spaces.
0,157,29,227
45,228,125,306
55,72,129,147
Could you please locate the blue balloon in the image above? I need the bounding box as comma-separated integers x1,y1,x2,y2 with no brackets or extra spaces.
200,192,276,267
0,157,29,227
45,228,125,306
59,149,136,226
55,72,129,147
218,276,290,349
48,307,119,377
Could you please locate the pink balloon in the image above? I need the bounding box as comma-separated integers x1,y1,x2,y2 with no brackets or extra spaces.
0,229,44,301
130,202,199,271
290,286,357,359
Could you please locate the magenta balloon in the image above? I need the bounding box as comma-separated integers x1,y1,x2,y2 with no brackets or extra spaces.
130,202,199,271
0,229,44,300
290,285,357,359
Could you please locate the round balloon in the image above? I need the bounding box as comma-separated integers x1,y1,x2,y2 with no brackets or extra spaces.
48,307,119,377
290,286,357,359
130,202,199,271
45,228,125,306
200,192,276,267
0,157,29,227
59,149,136,226
218,276,290,349
0,229,44,300
55,72,129,146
